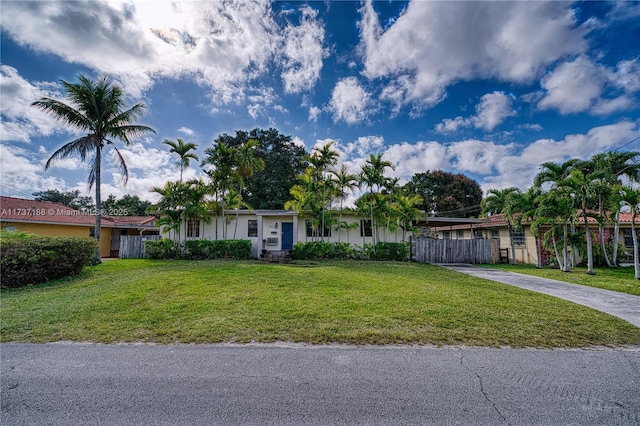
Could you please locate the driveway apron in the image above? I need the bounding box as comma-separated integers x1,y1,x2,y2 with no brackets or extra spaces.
439,264,640,328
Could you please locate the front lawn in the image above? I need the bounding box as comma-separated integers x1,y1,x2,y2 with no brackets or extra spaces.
2,260,639,347
485,264,640,296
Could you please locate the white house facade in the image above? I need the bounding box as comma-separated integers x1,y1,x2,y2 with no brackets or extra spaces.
167,209,410,259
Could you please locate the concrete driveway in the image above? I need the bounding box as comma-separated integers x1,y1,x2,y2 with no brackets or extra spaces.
440,264,640,328
2,342,639,425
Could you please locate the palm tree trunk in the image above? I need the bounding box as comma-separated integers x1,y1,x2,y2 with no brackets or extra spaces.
93,146,102,263
598,197,612,267
632,213,639,280
233,180,242,239
508,223,516,265
612,211,621,265
552,234,564,271
584,210,595,275
562,224,571,272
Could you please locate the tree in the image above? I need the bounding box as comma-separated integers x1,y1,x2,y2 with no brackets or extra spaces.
163,138,198,182
360,154,394,246
202,141,235,239
231,139,265,238
619,186,640,279
307,141,339,241
404,170,482,217
101,194,152,216
392,194,424,242
212,128,309,209
33,75,155,262
32,189,94,210
482,187,521,264
331,164,358,242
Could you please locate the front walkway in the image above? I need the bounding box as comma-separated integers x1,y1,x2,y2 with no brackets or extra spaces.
440,264,640,328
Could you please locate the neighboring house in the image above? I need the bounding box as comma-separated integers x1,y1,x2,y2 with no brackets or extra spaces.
167,210,490,259
432,212,637,265
0,196,159,257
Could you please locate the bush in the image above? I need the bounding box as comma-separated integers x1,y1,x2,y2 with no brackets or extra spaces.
0,232,98,288
183,239,252,260
292,241,409,261
371,242,410,261
145,238,181,260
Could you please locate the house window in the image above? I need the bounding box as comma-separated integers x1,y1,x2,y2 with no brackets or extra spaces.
623,229,634,247
456,229,465,239
360,220,372,237
1,226,17,232
442,231,451,240
510,229,525,246
491,229,500,239
187,220,200,238
248,220,258,237
89,227,95,238
306,220,331,237
474,229,484,239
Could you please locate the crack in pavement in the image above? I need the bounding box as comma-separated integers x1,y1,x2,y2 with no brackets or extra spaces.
457,348,511,425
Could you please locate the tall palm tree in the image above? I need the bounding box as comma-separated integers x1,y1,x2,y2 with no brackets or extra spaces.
360,154,394,247
562,169,598,275
331,164,358,242
619,186,640,279
202,142,235,239
163,138,198,182
481,187,521,264
307,141,339,241
33,74,156,262
232,139,265,238
392,194,424,242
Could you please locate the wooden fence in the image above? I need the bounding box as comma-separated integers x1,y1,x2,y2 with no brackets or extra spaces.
413,238,499,264
119,235,160,259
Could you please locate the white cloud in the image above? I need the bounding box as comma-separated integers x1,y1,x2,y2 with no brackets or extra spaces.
328,77,372,124
280,5,326,94
359,0,588,113
447,140,512,175
308,106,321,122
538,57,639,115
178,127,195,136
0,144,67,196
435,91,516,133
0,65,67,143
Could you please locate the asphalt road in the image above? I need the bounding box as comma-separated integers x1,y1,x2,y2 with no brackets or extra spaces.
2,343,639,425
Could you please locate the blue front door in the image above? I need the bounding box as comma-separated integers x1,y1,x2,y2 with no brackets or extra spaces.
281,222,293,250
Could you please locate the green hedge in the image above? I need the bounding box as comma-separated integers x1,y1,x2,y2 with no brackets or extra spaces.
184,239,251,260
145,239,252,260
292,241,409,261
0,232,98,288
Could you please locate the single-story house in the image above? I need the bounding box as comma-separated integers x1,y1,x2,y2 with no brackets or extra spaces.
0,196,159,257
431,212,637,265
165,209,491,259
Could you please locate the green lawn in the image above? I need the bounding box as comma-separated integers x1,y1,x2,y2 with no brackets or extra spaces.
2,260,639,347
485,264,640,296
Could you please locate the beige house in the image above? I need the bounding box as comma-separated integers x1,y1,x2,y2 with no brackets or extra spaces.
0,196,159,257
431,212,637,265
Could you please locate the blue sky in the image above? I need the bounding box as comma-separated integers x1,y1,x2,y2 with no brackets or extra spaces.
1,0,639,204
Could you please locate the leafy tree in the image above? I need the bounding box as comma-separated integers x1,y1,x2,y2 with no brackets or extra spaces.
331,164,358,242
163,138,198,182
212,128,309,209
307,141,339,241
481,187,521,264
101,194,152,216
201,141,235,239
231,139,265,238
32,189,94,210
404,170,482,217
33,75,155,262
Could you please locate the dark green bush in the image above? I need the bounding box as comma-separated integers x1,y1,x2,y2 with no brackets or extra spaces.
145,238,181,259
372,242,410,261
183,239,252,260
292,241,409,261
0,233,98,288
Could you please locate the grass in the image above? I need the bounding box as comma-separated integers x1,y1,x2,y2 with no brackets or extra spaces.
485,264,640,296
2,260,639,347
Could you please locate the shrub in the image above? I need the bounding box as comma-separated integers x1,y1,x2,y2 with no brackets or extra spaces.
372,242,410,261
0,232,98,288
183,239,252,260
145,238,180,260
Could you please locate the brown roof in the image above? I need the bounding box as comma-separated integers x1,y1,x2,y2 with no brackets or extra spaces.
0,196,157,228
432,211,637,231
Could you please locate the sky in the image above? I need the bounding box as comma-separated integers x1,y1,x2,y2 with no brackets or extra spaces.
1,0,640,206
